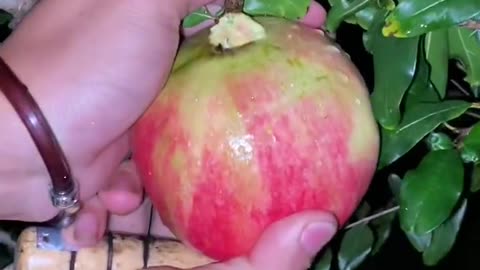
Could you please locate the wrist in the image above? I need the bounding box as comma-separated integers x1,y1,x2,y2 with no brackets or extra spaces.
0,86,58,221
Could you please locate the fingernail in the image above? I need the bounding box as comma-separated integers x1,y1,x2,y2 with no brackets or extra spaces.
300,222,337,257
73,212,99,245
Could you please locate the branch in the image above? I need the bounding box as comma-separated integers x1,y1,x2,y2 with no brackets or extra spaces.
344,206,400,229
462,20,480,30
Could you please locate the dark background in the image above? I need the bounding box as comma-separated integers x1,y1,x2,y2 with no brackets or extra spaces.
315,0,480,269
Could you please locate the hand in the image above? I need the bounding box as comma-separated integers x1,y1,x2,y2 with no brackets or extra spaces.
107,201,338,270
0,0,327,248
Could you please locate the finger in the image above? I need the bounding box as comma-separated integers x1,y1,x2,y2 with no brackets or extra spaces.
247,210,337,270
98,160,143,216
181,0,327,37
147,211,338,270
62,196,108,249
76,135,132,203
300,1,327,28
107,198,176,239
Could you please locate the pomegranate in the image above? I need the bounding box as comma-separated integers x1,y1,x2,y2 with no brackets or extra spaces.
131,13,379,261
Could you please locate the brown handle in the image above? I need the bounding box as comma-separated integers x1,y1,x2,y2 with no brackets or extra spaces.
11,227,214,270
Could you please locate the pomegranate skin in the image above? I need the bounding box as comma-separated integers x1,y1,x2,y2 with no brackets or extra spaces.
131,17,379,261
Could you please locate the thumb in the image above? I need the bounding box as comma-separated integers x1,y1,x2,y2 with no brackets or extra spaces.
248,210,338,270
147,210,337,270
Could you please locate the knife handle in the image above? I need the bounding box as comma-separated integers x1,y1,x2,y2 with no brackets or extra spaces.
10,227,214,270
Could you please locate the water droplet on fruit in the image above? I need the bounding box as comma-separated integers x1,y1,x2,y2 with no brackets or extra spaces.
355,98,361,105
237,112,243,119
215,197,225,206
287,34,293,39
292,25,299,30
90,121,96,126
228,134,254,162
194,97,199,102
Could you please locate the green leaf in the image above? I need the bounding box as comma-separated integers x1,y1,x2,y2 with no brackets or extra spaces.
388,174,402,202
355,201,371,219
405,231,433,252
425,132,455,151
422,199,468,266
182,7,216,28
382,0,480,38
325,0,394,33
314,248,333,270
378,100,470,168
390,174,434,252
243,0,311,20
425,29,449,98
404,81,440,110
326,0,371,33
338,224,374,270
448,27,480,89
470,164,480,193
403,35,440,109
371,210,396,254
461,147,480,164
329,0,396,31
461,120,480,163
0,11,12,25
368,12,421,129
354,0,395,29
399,149,464,234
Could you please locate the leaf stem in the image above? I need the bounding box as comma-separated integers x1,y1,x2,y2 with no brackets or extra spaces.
462,20,480,30
345,206,400,229
466,111,480,120
443,122,461,133
450,79,471,97
470,102,480,110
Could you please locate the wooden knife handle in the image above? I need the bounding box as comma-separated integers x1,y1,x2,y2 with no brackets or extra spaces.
10,227,214,270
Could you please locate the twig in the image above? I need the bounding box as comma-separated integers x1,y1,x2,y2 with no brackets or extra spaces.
466,111,480,120
462,20,480,30
451,79,472,97
443,122,461,133
470,102,480,110
344,206,400,229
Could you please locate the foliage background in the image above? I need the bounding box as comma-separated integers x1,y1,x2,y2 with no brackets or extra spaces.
314,0,480,269
1,0,480,269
